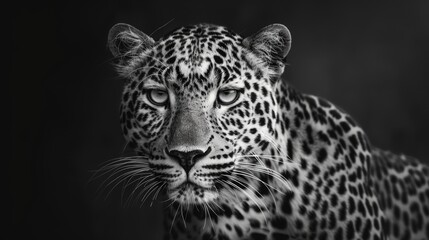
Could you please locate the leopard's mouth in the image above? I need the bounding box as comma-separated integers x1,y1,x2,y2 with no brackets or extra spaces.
169,181,218,194
170,181,205,190
168,181,219,204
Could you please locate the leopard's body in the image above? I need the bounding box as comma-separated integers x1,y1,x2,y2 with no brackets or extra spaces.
106,23,429,240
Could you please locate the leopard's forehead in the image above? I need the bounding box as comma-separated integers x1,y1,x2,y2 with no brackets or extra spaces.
159,24,243,49
136,24,246,97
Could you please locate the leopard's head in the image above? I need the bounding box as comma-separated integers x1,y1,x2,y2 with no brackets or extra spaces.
107,23,291,205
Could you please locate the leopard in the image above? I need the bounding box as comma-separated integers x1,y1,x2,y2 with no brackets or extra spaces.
104,22,429,240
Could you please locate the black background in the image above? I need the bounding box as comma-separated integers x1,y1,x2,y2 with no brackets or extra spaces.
9,1,429,240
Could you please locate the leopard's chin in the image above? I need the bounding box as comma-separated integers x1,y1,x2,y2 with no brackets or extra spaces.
168,182,219,204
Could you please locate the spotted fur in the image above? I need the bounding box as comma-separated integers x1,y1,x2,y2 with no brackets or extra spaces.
106,23,429,240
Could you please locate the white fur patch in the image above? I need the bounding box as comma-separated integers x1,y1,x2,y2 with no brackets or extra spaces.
178,61,191,77
197,60,210,75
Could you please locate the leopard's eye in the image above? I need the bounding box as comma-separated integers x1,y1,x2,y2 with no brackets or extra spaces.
147,89,169,106
218,89,240,105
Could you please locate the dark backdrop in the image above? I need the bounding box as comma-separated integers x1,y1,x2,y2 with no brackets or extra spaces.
10,1,429,240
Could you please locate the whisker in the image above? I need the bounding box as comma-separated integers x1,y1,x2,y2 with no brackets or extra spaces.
180,201,187,228
140,181,161,204
169,204,181,232
90,158,149,181
123,174,156,206
206,201,221,220
125,179,154,205
227,177,268,224
221,181,241,204
233,169,280,209
203,201,215,230
127,174,155,195
163,197,176,209
184,200,190,223
151,182,167,206
216,179,240,204
201,202,208,230
89,153,157,205
233,169,281,192
237,162,291,190
259,131,289,159
100,172,142,200
149,18,175,37
121,168,152,192
121,141,130,154
236,155,286,163
101,168,151,198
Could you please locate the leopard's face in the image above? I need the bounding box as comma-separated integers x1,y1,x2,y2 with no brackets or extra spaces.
109,24,291,205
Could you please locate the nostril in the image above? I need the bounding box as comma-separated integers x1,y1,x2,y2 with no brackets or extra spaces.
165,147,212,172
165,149,202,162
194,147,212,161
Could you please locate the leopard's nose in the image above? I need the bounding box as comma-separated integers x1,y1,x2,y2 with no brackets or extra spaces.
165,147,212,173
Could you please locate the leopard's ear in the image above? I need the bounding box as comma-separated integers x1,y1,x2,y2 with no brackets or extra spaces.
107,23,155,75
243,24,291,75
